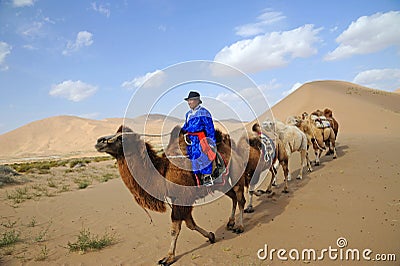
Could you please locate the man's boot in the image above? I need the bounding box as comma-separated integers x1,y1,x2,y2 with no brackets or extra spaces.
201,174,213,186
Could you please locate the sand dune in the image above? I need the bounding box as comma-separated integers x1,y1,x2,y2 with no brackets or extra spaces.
0,114,244,163
0,116,122,162
261,80,400,135
1,80,399,265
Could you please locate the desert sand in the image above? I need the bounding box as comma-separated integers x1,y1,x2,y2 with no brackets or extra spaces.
0,80,399,265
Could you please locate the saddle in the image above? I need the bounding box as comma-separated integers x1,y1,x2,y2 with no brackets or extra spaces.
260,133,275,169
310,115,331,128
211,146,227,178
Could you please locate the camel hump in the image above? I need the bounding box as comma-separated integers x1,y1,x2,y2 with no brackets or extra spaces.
214,129,224,143
117,125,133,133
171,125,182,137
324,108,333,118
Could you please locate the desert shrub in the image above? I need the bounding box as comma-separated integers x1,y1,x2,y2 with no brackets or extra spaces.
67,228,115,253
74,178,92,189
0,230,20,247
69,159,91,169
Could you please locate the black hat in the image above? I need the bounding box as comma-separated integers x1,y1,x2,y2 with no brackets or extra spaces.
184,91,202,103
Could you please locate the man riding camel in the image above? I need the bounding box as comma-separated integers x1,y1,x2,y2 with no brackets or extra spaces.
182,91,218,186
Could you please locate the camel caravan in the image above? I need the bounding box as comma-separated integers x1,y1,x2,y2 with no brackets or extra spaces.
95,107,339,266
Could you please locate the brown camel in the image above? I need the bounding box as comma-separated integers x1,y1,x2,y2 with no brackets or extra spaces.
238,123,290,213
95,125,246,265
295,115,337,165
310,108,339,155
324,108,339,139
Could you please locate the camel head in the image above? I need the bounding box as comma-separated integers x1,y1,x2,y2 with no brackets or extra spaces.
312,109,324,116
261,119,275,132
215,129,230,146
252,123,261,134
286,116,303,127
95,125,139,158
324,108,333,118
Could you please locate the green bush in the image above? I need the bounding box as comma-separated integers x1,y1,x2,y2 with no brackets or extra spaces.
67,228,115,253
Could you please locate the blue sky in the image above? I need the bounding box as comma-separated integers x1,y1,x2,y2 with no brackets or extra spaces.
0,0,399,134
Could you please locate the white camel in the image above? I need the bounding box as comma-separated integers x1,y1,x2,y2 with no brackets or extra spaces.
262,118,312,183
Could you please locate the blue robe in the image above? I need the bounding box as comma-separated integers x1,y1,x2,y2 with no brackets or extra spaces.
182,105,216,175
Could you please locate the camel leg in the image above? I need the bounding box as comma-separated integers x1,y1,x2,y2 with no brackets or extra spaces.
266,170,275,193
281,161,289,193
245,171,264,213
233,188,245,234
226,189,237,230
330,132,337,159
159,220,182,266
297,150,306,179
244,190,255,213
184,214,216,243
306,151,313,172
264,159,279,193
314,143,321,166
325,140,332,155
332,141,337,159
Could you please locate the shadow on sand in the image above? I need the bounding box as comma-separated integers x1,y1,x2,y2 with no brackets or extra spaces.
170,143,350,264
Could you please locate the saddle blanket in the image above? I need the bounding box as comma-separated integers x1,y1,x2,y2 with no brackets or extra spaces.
260,133,276,168
310,115,331,128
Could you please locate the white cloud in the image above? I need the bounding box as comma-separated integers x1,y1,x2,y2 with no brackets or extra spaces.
353,68,400,91
21,21,43,37
235,9,286,37
22,44,37,50
0,41,12,71
91,2,110,18
282,82,303,97
62,31,94,55
18,16,55,39
121,69,166,90
12,0,34,7
330,26,338,33
158,25,167,32
325,11,400,61
50,80,98,102
216,79,281,104
214,24,321,74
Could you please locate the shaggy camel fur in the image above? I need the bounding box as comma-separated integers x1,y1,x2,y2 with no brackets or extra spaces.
324,108,339,139
262,118,313,180
95,125,246,266
294,114,337,165
238,123,290,213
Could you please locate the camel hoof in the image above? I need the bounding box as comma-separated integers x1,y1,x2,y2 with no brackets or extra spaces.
256,189,267,195
208,232,216,243
296,175,302,180
308,168,313,172
227,221,235,231
271,183,277,187
158,255,175,266
282,189,289,194
253,191,263,196
244,206,254,213
233,226,244,234
333,155,337,159
314,161,320,166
